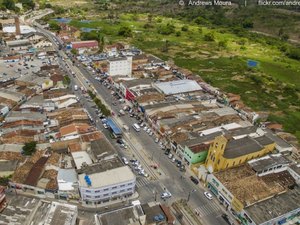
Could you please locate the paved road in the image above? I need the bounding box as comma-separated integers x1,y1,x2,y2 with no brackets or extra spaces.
31,18,230,225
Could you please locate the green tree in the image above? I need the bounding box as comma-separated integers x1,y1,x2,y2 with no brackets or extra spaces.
20,0,35,10
157,23,175,35
71,48,78,55
242,19,254,29
22,141,37,156
204,32,215,42
48,21,61,32
118,26,132,37
218,40,227,49
2,0,15,10
181,25,189,32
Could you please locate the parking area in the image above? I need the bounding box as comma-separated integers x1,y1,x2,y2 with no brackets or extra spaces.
0,56,58,82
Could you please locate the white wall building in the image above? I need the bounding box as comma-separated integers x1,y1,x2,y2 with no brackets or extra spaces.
108,56,132,76
78,166,136,205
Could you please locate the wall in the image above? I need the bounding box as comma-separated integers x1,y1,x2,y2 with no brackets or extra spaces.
80,178,136,203
109,57,132,76
183,146,208,164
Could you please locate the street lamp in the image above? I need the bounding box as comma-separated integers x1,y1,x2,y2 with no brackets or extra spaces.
187,189,196,202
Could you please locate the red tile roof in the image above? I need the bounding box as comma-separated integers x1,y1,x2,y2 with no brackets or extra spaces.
71,40,98,49
24,157,48,186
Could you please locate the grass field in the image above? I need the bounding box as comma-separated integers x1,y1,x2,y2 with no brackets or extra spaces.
64,13,300,143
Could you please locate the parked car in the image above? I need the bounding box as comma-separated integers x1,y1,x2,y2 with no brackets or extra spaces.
190,176,199,185
204,191,213,200
221,214,234,225
165,149,170,155
121,157,129,165
143,126,148,131
168,153,173,159
171,157,176,163
155,138,159,143
103,123,108,129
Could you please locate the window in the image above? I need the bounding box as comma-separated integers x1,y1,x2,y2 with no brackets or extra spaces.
95,195,101,198
120,184,125,187
217,159,220,164
103,188,109,191
86,195,91,198
85,190,91,193
112,186,117,189
103,193,109,196
95,190,101,193
120,189,125,192
112,192,117,195
127,183,132,186
127,188,132,191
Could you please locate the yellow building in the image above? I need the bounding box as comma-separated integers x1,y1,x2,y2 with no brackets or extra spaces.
205,135,275,173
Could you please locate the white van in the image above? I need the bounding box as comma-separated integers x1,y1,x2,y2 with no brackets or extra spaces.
132,123,141,132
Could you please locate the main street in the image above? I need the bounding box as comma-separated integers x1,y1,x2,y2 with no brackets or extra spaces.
29,14,230,225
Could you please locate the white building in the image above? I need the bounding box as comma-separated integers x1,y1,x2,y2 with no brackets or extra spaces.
108,56,132,76
78,166,136,205
153,79,202,96
57,169,79,200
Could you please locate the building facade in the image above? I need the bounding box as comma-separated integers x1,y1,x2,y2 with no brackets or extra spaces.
205,135,275,173
108,56,132,76
79,166,136,205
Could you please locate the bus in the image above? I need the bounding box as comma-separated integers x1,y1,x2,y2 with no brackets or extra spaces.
132,123,141,132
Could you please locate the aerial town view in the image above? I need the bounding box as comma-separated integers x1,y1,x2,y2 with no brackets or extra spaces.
0,0,299,225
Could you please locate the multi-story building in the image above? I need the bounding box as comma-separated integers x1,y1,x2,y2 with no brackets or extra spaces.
78,164,136,205
205,135,275,173
108,56,132,76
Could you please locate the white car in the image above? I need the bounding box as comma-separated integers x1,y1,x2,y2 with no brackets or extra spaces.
143,126,148,131
103,123,108,129
161,192,172,199
146,128,151,134
204,191,213,200
155,138,159,143
121,157,129,165
149,132,153,136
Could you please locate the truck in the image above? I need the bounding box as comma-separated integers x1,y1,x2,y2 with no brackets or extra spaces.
74,85,78,91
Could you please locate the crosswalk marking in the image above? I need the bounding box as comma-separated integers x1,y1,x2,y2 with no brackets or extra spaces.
194,201,222,217
136,178,150,188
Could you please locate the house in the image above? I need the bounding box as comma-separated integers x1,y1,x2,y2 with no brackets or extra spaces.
95,204,145,225
205,135,275,173
204,164,298,225
70,40,98,54
108,56,132,77
78,159,136,205
57,169,79,200
0,89,26,104
183,143,210,165
0,105,9,116
23,32,45,44
59,123,93,139
34,39,53,48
